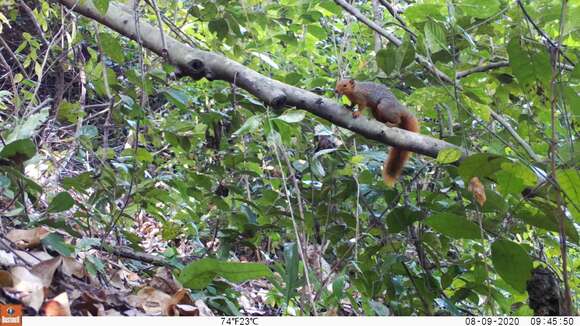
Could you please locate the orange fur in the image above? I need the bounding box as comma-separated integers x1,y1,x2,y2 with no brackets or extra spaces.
336,79,419,186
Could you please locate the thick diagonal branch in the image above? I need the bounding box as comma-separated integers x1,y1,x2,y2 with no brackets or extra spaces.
55,0,463,159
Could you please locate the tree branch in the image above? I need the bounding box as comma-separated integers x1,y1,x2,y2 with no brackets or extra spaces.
334,0,402,46
456,61,509,79
377,0,417,41
55,0,463,160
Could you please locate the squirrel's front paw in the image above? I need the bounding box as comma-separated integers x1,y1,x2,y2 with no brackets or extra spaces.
352,111,361,119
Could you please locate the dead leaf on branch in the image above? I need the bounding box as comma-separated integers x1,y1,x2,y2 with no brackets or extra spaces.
6,227,50,249
468,177,486,207
127,286,173,315
61,257,86,278
6,266,45,310
30,256,62,287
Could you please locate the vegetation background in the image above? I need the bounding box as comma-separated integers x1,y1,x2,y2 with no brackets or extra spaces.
0,0,578,316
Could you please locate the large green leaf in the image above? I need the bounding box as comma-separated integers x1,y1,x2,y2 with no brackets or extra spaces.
437,148,463,164
179,258,272,289
233,115,263,136
47,191,75,213
92,0,109,15
425,213,480,239
387,206,420,233
6,108,49,143
424,21,447,53
557,169,579,221
458,0,501,18
507,38,551,86
99,33,125,64
0,138,36,162
516,199,580,244
495,162,537,196
275,110,305,123
491,239,533,293
283,242,299,304
458,153,507,182
377,47,398,75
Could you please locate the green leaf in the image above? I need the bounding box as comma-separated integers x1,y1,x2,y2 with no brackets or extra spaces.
377,47,398,75
47,191,75,213
424,21,447,53
283,242,299,304
437,148,463,164
496,162,537,196
458,0,501,18
92,0,110,15
6,108,49,143
458,153,507,182
507,38,533,85
425,213,481,239
41,233,74,256
99,33,125,64
179,258,272,289
233,115,263,136
516,203,579,244
0,138,36,162
557,169,579,220
208,19,229,39
63,172,94,193
58,101,85,124
404,4,444,24
136,148,153,163
307,25,327,40
507,38,551,86
275,110,305,123
387,207,420,233
163,88,190,109
491,239,533,293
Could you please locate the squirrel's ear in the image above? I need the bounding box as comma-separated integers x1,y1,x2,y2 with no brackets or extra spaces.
348,79,355,85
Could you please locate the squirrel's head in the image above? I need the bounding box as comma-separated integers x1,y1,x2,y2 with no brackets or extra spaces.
335,79,355,95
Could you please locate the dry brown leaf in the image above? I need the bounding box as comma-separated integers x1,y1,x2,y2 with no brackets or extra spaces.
60,257,85,278
468,177,487,206
6,227,50,249
149,267,181,294
166,288,198,315
173,304,199,316
7,266,45,310
0,269,13,287
30,256,63,288
110,270,129,290
42,292,71,316
128,286,173,315
194,299,214,316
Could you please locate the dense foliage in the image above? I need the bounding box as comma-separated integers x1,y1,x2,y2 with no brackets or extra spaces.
0,0,578,316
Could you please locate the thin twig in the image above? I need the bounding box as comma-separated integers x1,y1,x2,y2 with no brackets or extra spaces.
516,0,574,67
548,0,572,315
18,0,49,46
377,0,417,41
270,138,317,315
489,110,542,162
334,0,402,46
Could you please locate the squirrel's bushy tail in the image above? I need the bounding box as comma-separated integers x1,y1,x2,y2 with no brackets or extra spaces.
383,114,420,187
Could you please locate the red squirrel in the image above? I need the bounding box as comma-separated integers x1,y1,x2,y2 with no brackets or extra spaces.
336,79,420,187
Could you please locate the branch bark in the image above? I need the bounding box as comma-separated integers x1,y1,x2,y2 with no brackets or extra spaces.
55,0,463,160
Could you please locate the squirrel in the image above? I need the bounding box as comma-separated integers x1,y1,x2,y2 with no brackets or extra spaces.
335,79,420,187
